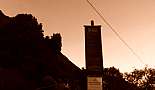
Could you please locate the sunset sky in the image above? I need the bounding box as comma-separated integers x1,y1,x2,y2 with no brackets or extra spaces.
1,0,155,72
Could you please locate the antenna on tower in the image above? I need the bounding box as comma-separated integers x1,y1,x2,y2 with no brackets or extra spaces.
91,20,94,26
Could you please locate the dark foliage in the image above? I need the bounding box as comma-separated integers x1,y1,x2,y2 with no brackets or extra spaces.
124,67,155,90
0,10,82,90
103,67,143,90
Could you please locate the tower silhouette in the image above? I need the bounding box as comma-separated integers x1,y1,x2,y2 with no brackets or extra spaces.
84,20,103,90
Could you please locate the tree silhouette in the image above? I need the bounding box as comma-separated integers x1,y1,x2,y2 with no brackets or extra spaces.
0,13,44,68
13,14,44,41
45,33,62,53
103,67,142,90
124,66,155,90
0,10,82,90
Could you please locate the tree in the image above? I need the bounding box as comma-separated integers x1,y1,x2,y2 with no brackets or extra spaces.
14,14,44,40
124,66,155,90
103,67,141,90
0,10,82,90
45,33,62,53
0,13,45,68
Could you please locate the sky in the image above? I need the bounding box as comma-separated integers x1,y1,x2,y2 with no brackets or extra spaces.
1,0,155,72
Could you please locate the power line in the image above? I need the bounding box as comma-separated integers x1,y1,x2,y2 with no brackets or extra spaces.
86,0,145,64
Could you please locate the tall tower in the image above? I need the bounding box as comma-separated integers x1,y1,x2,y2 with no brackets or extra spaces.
84,20,103,90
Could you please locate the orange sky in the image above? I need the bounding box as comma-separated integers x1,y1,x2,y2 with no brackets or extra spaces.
1,0,155,72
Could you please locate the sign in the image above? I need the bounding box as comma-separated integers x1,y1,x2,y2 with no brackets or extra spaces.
85,25,103,75
87,77,102,90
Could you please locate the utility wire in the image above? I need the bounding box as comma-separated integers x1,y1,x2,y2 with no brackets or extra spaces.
86,0,145,64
